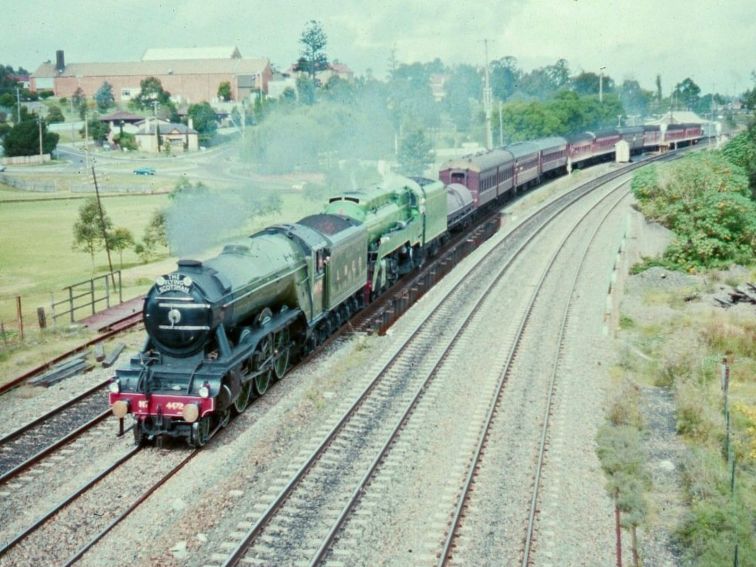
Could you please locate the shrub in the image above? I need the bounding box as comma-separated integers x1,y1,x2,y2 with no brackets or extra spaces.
631,152,756,270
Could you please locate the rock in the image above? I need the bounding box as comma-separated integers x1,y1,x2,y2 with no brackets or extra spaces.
657,460,675,472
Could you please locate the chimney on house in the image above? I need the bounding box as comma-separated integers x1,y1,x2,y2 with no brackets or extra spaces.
55,50,65,73
188,117,194,130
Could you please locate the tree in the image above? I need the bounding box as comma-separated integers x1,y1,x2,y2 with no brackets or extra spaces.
135,209,169,262
619,80,653,118
81,117,110,143
72,197,112,270
673,77,701,110
4,118,59,156
398,128,434,176
296,75,317,105
217,81,232,102
107,227,134,268
133,76,172,112
295,20,329,80
46,104,65,123
443,64,482,132
571,71,613,96
187,102,218,143
94,81,115,112
71,87,87,120
743,73,756,111
491,56,521,101
545,58,571,91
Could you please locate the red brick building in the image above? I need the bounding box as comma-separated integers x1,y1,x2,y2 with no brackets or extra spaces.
31,47,271,105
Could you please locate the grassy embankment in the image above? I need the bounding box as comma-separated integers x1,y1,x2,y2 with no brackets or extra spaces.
0,176,322,371
599,136,756,565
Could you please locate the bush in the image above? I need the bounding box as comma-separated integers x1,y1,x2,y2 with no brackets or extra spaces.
114,132,137,151
676,449,754,565
608,380,644,428
631,152,756,270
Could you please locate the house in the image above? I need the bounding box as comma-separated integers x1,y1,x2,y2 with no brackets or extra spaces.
31,48,272,105
134,117,199,153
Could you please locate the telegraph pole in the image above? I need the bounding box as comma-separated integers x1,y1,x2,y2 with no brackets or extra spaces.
599,66,606,103
483,39,493,149
16,87,21,123
38,116,43,157
91,166,116,288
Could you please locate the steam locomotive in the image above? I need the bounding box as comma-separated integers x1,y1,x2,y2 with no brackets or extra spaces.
109,122,702,447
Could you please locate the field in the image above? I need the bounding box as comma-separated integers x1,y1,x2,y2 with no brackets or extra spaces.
0,182,322,336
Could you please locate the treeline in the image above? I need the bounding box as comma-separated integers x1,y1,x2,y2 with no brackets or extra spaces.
244,57,639,177
631,121,756,271
497,91,623,142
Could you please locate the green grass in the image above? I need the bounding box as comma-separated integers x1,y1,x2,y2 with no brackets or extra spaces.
0,184,323,327
0,192,170,321
616,290,756,565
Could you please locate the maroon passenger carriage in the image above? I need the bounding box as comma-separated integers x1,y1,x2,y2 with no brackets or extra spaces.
642,125,662,150
532,136,569,178
439,148,515,208
506,141,540,192
662,123,703,148
617,126,645,155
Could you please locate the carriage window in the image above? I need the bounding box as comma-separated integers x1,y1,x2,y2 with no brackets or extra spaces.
451,172,466,183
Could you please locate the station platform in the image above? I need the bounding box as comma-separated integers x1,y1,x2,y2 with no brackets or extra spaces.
79,295,144,332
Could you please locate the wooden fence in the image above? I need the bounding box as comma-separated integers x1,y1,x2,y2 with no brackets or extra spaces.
0,271,124,353
51,271,123,325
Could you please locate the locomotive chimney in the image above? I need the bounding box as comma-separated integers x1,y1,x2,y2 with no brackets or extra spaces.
55,50,65,73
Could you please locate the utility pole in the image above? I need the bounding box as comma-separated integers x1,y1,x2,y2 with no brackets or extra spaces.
38,116,43,158
16,87,21,123
599,66,606,103
483,39,493,150
499,101,503,146
91,166,116,288
84,110,90,169
240,103,246,142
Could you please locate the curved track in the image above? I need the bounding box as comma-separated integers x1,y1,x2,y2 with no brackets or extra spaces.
211,152,681,567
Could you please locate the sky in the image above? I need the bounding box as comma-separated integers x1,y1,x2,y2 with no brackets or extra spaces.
2,0,754,96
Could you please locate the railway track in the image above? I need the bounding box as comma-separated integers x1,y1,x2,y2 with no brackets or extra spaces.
0,446,197,565
0,149,691,565
0,310,142,396
207,154,669,566
0,381,111,485
439,179,633,567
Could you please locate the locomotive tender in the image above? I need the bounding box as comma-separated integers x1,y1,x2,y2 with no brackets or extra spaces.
110,123,702,447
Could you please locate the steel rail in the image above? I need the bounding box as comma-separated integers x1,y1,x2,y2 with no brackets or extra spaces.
0,380,110,447
0,408,111,486
223,152,666,567
0,446,142,558
0,311,142,395
63,449,197,566
521,183,633,567
437,181,633,566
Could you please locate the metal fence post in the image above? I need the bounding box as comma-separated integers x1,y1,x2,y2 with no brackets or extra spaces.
90,279,96,315
16,296,24,341
69,286,74,323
